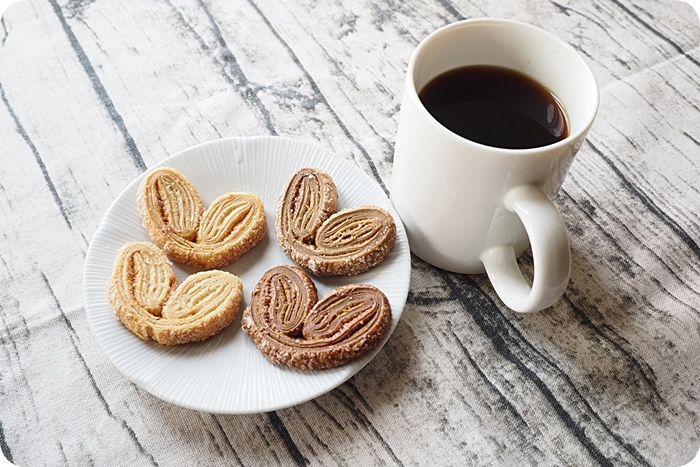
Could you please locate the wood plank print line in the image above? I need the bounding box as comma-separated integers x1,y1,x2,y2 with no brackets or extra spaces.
587,140,700,260
436,0,467,22
0,82,72,229
561,185,700,308
562,294,662,403
210,414,244,464
47,0,147,173
182,0,278,136
548,1,646,80
330,387,403,465
447,323,530,428
437,269,652,466
289,404,340,463
247,0,388,192
267,412,307,467
0,16,7,47
0,302,41,425
39,272,158,467
610,0,700,69
0,419,12,466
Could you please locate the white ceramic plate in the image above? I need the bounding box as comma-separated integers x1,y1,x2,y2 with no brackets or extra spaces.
83,136,410,414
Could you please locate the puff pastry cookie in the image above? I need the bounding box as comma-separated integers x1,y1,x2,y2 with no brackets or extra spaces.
275,167,396,276
241,265,391,370
138,167,266,269
108,242,243,345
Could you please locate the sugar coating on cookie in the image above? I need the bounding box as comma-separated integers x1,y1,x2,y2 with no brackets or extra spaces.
242,264,391,370
138,167,267,269
275,167,396,276
108,242,243,345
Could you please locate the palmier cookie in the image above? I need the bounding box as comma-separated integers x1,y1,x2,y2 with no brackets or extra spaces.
241,265,392,370
275,167,396,276
108,242,243,345
138,167,266,269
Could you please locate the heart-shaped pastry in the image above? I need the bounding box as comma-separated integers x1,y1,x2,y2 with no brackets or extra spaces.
138,167,267,269
275,167,396,276
241,264,392,370
108,242,243,345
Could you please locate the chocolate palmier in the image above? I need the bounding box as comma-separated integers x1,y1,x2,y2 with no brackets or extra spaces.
108,242,243,345
138,167,266,269
276,167,396,276
241,265,392,370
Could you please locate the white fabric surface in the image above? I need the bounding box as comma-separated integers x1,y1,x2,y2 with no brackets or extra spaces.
0,0,699,465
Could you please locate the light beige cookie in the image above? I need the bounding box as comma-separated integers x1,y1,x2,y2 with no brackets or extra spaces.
138,167,267,269
108,242,243,345
241,265,391,370
276,167,396,276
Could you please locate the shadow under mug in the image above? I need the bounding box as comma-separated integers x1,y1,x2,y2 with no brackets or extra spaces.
390,18,599,313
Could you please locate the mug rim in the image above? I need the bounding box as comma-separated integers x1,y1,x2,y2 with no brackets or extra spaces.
406,18,600,156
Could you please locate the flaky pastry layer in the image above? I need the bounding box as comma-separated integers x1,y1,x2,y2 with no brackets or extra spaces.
138,167,266,269
242,265,391,370
108,242,243,345
275,167,396,276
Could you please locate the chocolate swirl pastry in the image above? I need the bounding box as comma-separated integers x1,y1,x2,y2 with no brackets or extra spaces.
276,167,396,276
108,242,243,345
138,167,267,269
242,265,392,370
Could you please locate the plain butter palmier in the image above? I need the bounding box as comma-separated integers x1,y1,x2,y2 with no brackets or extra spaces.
138,166,267,269
276,167,396,276
241,265,392,370
108,242,243,345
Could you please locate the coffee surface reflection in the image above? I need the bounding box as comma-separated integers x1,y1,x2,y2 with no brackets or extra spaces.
419,65,569,149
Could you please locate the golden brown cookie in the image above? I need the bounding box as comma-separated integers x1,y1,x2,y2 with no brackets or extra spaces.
108,242,243,345
138,167,267,269
241,265,392,370
275,167,396,276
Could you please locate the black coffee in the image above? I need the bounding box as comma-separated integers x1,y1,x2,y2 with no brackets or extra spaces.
418,65,568,149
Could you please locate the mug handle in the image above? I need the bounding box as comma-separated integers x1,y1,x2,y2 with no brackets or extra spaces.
480,185,570,313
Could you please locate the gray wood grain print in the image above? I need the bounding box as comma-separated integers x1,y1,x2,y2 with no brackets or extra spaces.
0,0,698,465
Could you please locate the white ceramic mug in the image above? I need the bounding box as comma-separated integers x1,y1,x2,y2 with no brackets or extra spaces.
390,19,599,312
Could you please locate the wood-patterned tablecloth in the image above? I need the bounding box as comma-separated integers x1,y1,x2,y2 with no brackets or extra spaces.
1,0,698,465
